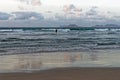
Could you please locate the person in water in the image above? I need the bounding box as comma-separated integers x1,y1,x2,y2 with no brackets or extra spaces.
55,29,58,33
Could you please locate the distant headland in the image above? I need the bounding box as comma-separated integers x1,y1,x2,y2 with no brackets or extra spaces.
0,24,120,30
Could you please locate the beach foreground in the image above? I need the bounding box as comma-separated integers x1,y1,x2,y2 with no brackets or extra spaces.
1,68,120,80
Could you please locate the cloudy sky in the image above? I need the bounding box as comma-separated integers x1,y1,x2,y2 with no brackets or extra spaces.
0,0,120,27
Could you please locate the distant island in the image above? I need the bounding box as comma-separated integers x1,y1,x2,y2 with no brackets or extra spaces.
61,24,120,28
59,24,120,30
92,24,120,28
0,24,120,30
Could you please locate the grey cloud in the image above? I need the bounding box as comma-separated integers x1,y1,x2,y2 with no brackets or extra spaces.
86,6,98,16
63,4,75,12
0,12,44,20
63,6,99,17
54,6,107,23
68,4,76,10
62,4,82,18
63,4,82,13
11,12,44,20
17,0,41,6
31,0,41,6
17,0,29,3
83,6,107,22
18,6,27,10
45,11,53,13
0,12,11,20
0,16,119,28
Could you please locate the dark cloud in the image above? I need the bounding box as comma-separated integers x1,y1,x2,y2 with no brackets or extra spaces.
0,12,11,20
11,12,44,20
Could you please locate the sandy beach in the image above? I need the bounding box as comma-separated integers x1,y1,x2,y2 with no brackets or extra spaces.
1,67,120,80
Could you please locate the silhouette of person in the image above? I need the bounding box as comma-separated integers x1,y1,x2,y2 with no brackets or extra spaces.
55,29,58,33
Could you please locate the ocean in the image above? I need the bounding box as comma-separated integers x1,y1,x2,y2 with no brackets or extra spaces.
1,27,120,72
0,27,120,55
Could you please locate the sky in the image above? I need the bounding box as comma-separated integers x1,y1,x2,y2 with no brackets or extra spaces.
0,0,120,27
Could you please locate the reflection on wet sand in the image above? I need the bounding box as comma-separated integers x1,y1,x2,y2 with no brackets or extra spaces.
64,53,82,62
0,50,120,72
0,52,89,72
90,53,98,61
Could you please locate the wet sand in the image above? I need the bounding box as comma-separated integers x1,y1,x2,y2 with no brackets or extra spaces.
1,67,120,80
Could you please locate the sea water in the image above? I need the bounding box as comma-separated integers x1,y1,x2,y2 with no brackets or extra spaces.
0,28,120,55
0,27,120,72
